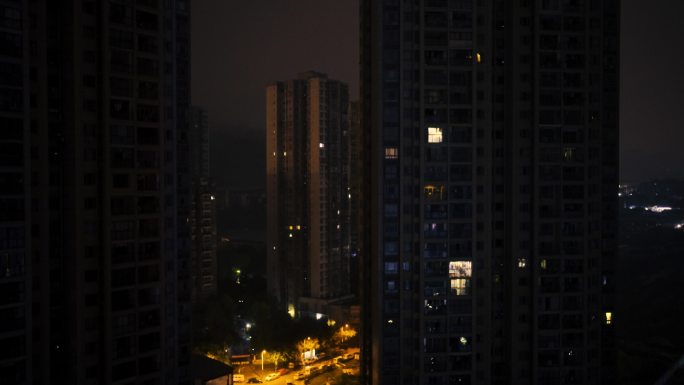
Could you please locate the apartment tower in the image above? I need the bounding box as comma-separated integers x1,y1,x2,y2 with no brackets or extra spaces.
189,106,217,300
361,0,619,384
0,0,193,383
266,72,353,318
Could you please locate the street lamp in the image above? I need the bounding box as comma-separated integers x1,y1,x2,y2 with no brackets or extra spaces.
261,350,266,371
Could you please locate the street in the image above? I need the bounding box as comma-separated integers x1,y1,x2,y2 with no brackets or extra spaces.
232,349,360,385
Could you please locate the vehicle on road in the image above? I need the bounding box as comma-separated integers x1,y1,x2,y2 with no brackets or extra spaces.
233,374,245,383
247,378,262,383
264,373,280,381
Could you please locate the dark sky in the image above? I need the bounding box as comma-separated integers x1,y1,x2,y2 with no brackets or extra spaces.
192,0,684,188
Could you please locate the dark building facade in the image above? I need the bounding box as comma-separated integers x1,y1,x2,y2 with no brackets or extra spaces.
0,0,193,383
361,0,619,384
266,72,353,318
189,106,217,300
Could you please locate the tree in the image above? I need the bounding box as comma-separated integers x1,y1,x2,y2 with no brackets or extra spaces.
248,298,297,351
333,324,357,346
296,337,320,364
192,293,240,360
267,351,287,370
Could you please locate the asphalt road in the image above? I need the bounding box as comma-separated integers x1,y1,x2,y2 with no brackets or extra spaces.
233,349,359,385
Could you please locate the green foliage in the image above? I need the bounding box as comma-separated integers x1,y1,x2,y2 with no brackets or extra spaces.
193,293,240,354
247,297,296,351
247,297,334,353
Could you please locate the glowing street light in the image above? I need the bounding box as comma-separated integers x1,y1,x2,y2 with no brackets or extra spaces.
261,350,266,371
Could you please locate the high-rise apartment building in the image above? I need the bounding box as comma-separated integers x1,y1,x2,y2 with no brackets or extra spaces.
266,72,353,318
0,1,193,383
190,106,217,300
361,0,619,384
0,0,31,381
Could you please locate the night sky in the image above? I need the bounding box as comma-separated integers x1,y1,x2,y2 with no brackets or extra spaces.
192,0,684,189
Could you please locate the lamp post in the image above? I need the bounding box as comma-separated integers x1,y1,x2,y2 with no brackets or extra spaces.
261,350,266,371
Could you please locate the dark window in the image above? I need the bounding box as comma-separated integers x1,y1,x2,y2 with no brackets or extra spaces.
0,31,22,57
136,11,158,31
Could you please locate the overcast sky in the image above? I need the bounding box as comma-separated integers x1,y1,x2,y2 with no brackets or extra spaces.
192,0,684,188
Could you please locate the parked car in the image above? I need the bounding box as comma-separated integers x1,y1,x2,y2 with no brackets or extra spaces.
264,373,280,381
233,374,245,383
247,378,262,384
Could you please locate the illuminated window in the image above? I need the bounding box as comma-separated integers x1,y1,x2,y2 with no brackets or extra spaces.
319,143,325,148
427,127,443,143
449,261,471,296
449,261,472,278
563,147,575,161
424,185,445,200
385,147,398,159
540,259,547,270
476,53,482,63
450,278,470,296
517,258,527,268
605,312,612,325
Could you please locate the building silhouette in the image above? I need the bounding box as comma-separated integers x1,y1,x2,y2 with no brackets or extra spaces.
190,106,217,300
0,1,193,383
360,0,619,384
266,72,354,319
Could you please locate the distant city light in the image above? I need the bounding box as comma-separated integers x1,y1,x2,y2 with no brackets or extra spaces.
319,143,325,148
645,205,672,213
